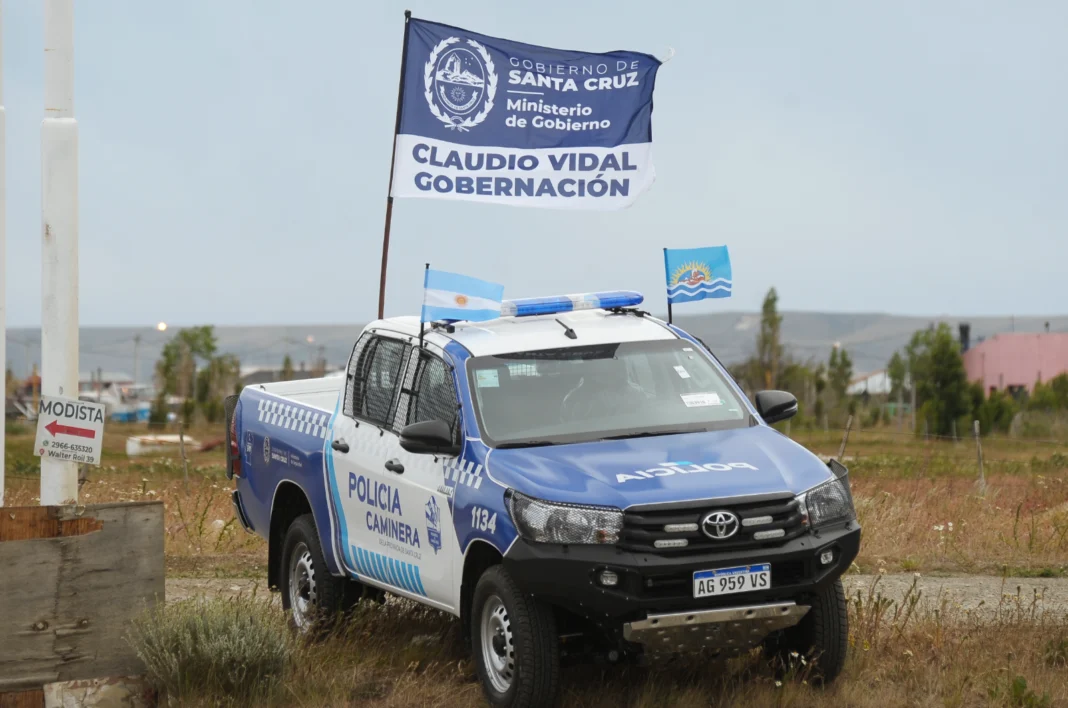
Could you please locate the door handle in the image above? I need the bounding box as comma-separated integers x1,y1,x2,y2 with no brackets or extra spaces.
384,458,405,474
331,440,350,453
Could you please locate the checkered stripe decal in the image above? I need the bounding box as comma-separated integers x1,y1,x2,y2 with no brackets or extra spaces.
443,459,483,489
257,399,330,439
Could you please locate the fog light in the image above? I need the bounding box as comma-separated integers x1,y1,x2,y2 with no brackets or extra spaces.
599,570,619,587
820,550,835,566
653,538,689,549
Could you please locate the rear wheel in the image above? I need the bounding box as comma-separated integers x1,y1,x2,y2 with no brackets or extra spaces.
280,514,361,634
471,566,559,708
767,578,849,684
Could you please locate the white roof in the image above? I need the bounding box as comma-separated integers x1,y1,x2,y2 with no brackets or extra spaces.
369,309,676,357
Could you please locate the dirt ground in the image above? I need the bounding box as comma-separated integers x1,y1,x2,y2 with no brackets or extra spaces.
165,572,1068,619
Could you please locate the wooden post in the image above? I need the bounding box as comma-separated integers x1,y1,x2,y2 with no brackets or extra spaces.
897,382,903,432
974,419,985,495
952,419,957,443
837,415,853,461
0,503,164,692
910,384,916,433
178,426,189,493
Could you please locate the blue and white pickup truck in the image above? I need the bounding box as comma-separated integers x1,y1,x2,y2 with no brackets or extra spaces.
225,291,860,708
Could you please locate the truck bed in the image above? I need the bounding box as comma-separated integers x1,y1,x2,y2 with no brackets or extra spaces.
251,374,344,413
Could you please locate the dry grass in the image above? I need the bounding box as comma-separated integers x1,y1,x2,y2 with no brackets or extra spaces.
143,579,1068,707
854,474,1068,576
5,424,1068,704
4,425,1067,578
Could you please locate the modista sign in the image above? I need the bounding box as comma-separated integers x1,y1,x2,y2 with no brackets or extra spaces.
391,18,662,210
34,395,106,466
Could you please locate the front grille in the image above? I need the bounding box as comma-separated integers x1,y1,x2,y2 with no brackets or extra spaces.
620,494,806,556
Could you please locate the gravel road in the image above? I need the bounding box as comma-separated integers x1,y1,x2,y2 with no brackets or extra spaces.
166,573,1068,619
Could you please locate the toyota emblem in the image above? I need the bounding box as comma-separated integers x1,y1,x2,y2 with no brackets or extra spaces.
701,510,740,540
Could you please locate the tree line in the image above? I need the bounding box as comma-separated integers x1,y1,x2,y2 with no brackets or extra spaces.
727,289,1068,437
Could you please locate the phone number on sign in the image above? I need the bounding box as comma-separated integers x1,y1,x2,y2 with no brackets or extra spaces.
44,440,94,454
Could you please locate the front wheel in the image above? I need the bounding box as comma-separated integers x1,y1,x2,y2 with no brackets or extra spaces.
471,566,560,708
280,514,361,634
767,578,849,684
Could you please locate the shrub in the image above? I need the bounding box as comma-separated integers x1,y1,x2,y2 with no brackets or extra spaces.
126,597,292,703
4,420,27,435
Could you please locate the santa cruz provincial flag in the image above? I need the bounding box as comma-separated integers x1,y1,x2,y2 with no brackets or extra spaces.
664,246,733,304
421,269,504,323
391,17,662,210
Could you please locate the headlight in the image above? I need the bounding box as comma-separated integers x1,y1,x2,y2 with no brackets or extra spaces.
798,473,855,528
508,491,622,545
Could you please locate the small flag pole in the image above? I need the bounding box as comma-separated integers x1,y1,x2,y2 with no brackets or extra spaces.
377,9,413,320
419,262,429,348
663,248,673,325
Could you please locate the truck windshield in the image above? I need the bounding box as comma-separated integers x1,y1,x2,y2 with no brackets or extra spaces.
466,340,751,448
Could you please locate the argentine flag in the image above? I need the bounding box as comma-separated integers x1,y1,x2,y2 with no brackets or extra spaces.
421,269,504,323
664,246,732,305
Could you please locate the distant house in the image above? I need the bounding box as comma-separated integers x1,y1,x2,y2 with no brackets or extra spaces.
961,330,1068,395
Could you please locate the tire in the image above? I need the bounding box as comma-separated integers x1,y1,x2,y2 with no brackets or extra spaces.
280,514,361,634
471,566,560,708
768,578,849,685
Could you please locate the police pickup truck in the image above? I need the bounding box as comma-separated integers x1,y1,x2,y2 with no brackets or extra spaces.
226,291,860,708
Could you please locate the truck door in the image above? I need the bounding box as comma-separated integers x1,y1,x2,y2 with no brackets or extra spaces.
386,347,461,609
327,333,455,611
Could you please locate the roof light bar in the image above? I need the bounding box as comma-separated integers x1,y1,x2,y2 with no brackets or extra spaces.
500,291,644,318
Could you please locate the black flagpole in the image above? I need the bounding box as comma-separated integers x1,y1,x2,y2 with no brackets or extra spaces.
664,248,673,324
419,262,429,347
377,10,413,320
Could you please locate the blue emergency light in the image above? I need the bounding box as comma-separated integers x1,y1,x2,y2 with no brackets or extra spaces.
500,291,644,318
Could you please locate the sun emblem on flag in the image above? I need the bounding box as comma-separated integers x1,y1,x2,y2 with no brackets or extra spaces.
454,294,469,307
670,261,714,288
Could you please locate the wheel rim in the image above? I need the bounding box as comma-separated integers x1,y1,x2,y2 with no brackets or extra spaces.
288,542,317,631
480,595,515,693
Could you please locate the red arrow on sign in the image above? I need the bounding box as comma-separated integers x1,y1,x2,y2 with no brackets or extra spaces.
45,420,97,439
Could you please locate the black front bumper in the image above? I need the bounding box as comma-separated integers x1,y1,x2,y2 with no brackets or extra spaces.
503,521,860,640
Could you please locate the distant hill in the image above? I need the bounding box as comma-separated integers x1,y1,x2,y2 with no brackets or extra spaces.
674,311,1068,376
6,313,1067,384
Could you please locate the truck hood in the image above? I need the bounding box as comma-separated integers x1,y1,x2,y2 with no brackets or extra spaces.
483,426,834,509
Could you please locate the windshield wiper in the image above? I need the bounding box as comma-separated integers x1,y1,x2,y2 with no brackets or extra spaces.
495,440,557,449
597,429,701,441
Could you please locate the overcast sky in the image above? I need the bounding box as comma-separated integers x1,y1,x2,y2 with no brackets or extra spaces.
3,1,1065,327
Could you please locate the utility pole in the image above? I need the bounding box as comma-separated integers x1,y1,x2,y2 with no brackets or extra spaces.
133,334,141,382
0,0,7,507
40,0,80,505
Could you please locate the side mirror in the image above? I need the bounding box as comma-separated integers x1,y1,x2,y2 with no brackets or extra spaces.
754,390,798,425
399,419,461,456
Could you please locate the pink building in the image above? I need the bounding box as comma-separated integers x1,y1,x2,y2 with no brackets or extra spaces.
962,332,1068,394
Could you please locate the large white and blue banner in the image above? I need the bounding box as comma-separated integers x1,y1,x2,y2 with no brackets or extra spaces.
390,18,662,210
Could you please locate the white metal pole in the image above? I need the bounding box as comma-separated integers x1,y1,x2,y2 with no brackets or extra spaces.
40,0,79,505
0,0,7,507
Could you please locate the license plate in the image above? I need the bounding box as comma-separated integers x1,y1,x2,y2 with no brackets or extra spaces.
693,563,771,598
